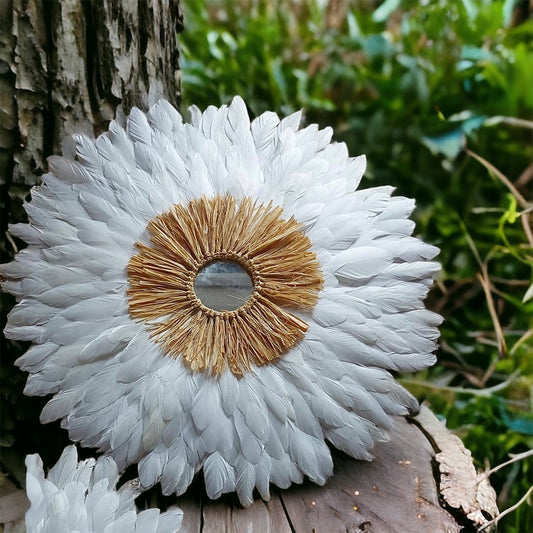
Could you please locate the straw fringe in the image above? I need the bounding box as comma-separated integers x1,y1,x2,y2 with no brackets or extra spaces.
127,195,323,376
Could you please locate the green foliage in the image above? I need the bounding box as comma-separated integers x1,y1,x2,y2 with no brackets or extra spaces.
180,0,532,529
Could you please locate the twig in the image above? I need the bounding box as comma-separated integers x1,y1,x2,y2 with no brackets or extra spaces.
401,370,519,396
485,449,533,477
484,116,533,130
520,213,533,249
478,484,533,532
460,223,508,375
466,149,528,209
490,277,530,287
476,271,508,360
467,149,533,249
6,231,18,254
462,223,484,268
510,329,533,356
515,160,533,189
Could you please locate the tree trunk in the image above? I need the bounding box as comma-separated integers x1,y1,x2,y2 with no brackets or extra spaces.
0,3,499,533
0,0,182,189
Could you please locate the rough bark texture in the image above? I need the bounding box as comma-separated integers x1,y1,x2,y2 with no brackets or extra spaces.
1,0,182,190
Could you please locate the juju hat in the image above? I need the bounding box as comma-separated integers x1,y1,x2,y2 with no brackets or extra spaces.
1,97,441,506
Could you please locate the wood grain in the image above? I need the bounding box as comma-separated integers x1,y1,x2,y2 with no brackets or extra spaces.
276,411,460,533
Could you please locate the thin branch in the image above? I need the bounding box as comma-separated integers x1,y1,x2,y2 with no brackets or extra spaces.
484,116,533,130
485,449,533,477
401,371,519,396
510,329,533,356
476,270,508,361
468,150,533,255
521,213,533,249
478,484,533,532
490,277,530,287
460,223,509,370
461,223,484,269
466,149,528,210
515,160,533,189
6,231,18,254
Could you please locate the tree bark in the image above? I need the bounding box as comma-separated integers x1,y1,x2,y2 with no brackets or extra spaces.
1,0,182,190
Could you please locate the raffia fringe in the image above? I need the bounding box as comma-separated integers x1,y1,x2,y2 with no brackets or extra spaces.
127,195,323,376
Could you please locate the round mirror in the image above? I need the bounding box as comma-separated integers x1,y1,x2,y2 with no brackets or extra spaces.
193,260,254,312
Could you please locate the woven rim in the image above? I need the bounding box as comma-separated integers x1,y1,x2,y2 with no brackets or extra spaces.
127,195,323,376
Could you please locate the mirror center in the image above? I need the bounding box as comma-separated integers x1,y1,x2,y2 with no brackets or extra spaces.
193,260,254,312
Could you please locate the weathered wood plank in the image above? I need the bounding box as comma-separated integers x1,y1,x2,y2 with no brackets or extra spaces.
277,411,461,533
0,408,497,532
176,496,203,533
200,495,292,533
202,500,232,533
229,496,292,533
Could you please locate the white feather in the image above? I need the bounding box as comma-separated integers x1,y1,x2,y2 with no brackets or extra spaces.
134,509,162,533
288,428,332,484
127,107,152,145
326,425,375,460
204,452,234,499
148,100,181,138
218,370,239,416
200,413,234,454
383,261,441,282
138,449,167,489
74,134,103,175
251,110,280,160
254,455,272,501
159,446,191,496
191,380,218,432
47,158,92,184
235,456,256,506
278,109,303,133
154,508,184,533
338,154,366,191
328,246,392,282
40,389,80,423
234,410,263,464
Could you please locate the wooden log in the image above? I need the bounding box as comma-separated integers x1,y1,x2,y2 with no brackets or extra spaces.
1,0,183,189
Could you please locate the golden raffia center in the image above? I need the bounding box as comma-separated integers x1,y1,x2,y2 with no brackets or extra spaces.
127,195,323,376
